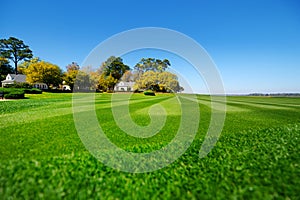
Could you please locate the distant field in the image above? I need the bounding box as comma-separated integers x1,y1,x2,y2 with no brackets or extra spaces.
0,93,299,199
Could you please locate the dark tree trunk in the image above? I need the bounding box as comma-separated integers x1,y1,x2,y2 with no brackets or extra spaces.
14,61,18,75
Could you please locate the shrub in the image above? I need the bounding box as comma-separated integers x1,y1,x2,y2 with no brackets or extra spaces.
4,90,25,99
0,88,22,94
0,88,9,94
0,87,41,98
24,88,43,94
4,83,32,89
144,90,155,96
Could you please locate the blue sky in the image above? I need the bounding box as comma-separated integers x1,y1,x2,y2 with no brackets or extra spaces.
1,0,299,93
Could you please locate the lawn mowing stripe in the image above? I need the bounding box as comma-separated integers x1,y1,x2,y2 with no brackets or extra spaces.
197,96,299,111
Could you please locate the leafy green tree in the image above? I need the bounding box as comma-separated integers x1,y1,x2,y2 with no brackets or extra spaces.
100,56,130,80
98,56,130,91
133,57,182,92
134,71,183,92
24,60,62,87
0,57,14,81
134,58,170,79
0,37,33,74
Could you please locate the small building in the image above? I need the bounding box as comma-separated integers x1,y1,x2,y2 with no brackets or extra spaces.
1,74,27,87
33,83,48,90
114,81,135,92
62,85,71,91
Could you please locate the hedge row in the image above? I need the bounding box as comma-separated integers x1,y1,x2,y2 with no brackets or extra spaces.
3,83,32,89
23,88,43,94
0,88,42,99
144,90,156,96
4,91,25,99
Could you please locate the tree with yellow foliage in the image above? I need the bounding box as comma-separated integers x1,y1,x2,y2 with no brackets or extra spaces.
98,73,118,92
134,71,183,92
63,62,80,90
24,60,62,87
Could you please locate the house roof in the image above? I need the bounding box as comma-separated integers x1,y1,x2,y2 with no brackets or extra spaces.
2,74,27,83
9,74,17,79
116,81,135,87
13,74,27,82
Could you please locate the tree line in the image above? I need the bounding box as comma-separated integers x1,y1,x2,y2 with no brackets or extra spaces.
0,37,183,92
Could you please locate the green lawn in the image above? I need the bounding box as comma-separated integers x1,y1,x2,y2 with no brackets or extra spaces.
0,93,299,199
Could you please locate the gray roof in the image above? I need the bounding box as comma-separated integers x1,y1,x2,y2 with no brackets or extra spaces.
2,74,27,83
9,74,17,79
13,74,27,83
115,81,135,87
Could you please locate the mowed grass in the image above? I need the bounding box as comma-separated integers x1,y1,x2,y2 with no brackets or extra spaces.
0,93,299,199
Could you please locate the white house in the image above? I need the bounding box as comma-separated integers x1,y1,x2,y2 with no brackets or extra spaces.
32,83,48,90
114,81,135,92
1,74,27,87
1,74,48,90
